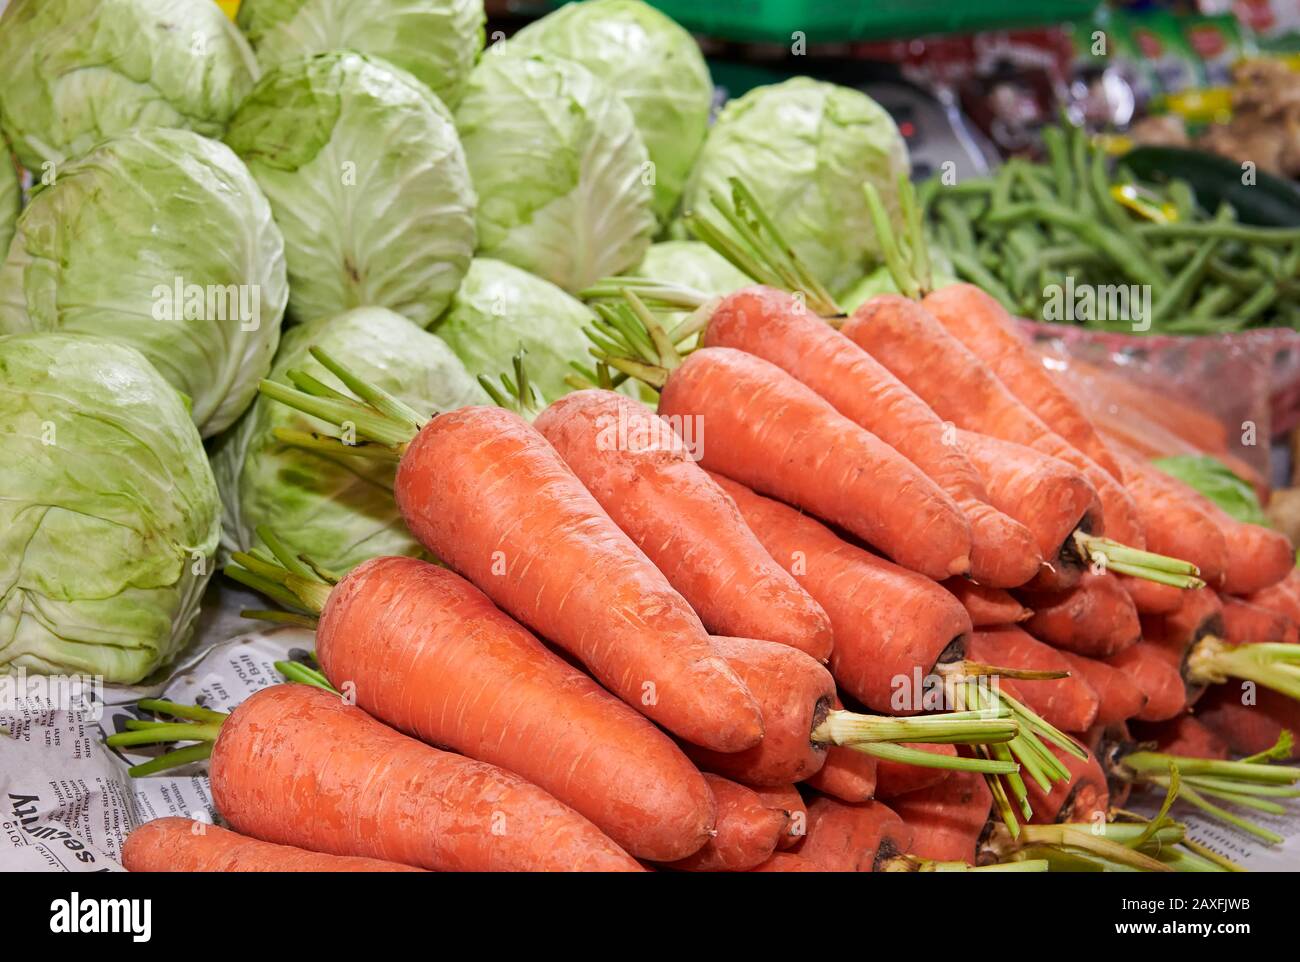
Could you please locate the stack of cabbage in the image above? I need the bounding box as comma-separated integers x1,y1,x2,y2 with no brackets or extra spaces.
0,0,910,684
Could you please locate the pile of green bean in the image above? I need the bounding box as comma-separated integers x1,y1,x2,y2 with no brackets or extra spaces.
920,126,1300,333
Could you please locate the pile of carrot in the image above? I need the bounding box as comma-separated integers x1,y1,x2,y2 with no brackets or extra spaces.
107,175,1300,873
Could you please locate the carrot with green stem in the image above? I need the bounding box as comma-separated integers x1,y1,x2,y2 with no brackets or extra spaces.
106,685,643,872
582,278,1042,588
222,542,716,862
253,351,764,754
531,388,834,661
583,300,976,582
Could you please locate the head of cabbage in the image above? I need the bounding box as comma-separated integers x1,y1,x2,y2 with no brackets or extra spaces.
212,306,487,575
682,78,910,299
507,0,713,223
225,52,477,328
632,241,752,297
433,258,599,403
0,127,288,438
0,146,17,260
237,0,485,109
0,333,221,683
0,0,259,172
455,53,656,294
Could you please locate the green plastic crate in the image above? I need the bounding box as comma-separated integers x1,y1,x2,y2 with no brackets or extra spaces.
639,0,1102,44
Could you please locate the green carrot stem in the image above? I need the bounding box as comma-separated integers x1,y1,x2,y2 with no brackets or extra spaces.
1179,776,1300,797
307,347,427,429
255,526,318,581
224,564,311,613
812,710,1017,747
1124,750,1298,783
275,660,338,694
241,609,321,629
126,743,215,778
1098,560,1206,589
106,723,223,747
593,351,669,390
851,742,1019,775
257,380,415,449
1016,825,1175,872
1176,785,1286,815
286,369,354,403
1242,730,1295,764
1187,636,1300,701
270,428,403,462
137,699,228,724
864,182,919,300
1176,838,1247,873
1171,783,1283,844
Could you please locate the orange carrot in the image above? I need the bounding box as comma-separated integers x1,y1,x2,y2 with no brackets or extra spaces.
1130,715,1230,761
1140,587,1225,661
1244,569,1300,624
1196,685,1300,760
534,388,833,661
922,283,1124,480
1019,572,1140,658
967,627,1101,733
943,579,1031,627
1115,451,1228,588
875,746,956,799
890,771,992,862
803,694,878,802
1104,644,1190,722
655,346,973,580
316,556,715,861
703,286,1040,587
1119,577,1186,615
1057,651,1148,726
1221,595,1299,646
749,852,821,872
799,797,914,872
711,472,972,714
209,685,642,871
844,295,1146,555
664,774,786,872
123,818,425,873
751,784,807,850
953,429,1100,590
392,405,763,753
682,635,836,786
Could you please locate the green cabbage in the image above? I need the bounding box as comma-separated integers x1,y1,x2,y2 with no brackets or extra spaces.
0,334,220,683
225,52,476,327
212,306,487,573
0,0,259,172
236,0,484,109
633,241,752,297
0,147,17,260
455,53,655,293
433,258,596,402
0,127,288,438
682,78,910,299
508,0,713,223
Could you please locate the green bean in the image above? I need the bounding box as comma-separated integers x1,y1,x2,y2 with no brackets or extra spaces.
987,201,1156,286
1167,180,1197,222
1042,126,1073,208
1206,256,1268,290
1189,283,1239,319
1151,234,1222,324
948,249,1017,310
1233,281,1280,323
935,201,977,256
1138,222,1300,245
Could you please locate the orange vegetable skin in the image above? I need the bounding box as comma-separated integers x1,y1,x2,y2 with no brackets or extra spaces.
1221,595,1299,645
890,771,992,863
874,745,957,800
1019,572,1140,658
711,473,971,714
1244,569,1300,624
752,784,807,849
954,430,1099,590
533,389,832,661
656,346,972,580
123,818,424,872
799,798,914,872
1196,685,1300,760
922,284,1124,481
393,405,762,753
1131,715,1229,761
845,295,1146,552
1116,452,1228,588
942,579,1031,627
210,685,642,872
803,694,878,802
1104,643,1189,722
967,627,1100,732
704,286,1039,588
1119,577,1185,615
750,852,821,872
664,775,786,872
684,635,834,786
1057,651,1148,726
318,556,714,862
